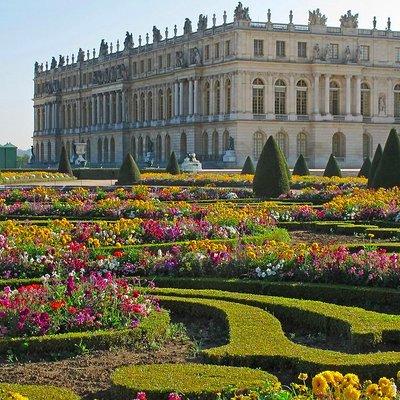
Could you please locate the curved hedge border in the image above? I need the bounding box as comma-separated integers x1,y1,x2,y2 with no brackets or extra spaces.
111,363,276,400
159,292,400,378
0,383,80,400
0,310,169,355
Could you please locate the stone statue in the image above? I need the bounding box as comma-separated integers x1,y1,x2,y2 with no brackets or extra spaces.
313,43,320,61
355,45,362,63
153,26,162,43
30,146,36,164
387,17,391,31
223,11,227,24
58,55,65,67
267,9,271,23
289,10,293,24
77,48,85,63
176,51,184,67
228,137,235,151
99,39,109,57
50,57,57,69
234,2,250,21
198,14,208,31
340,10,359,28
34,62,39,75
379,95,386,115
344,45,352,63
193,47,202,65
373,16,377,29
183,18,192,34
308,9,327,26
124,32,134,50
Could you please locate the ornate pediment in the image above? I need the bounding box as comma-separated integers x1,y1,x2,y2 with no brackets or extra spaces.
340,10,358,28
308,9,327,26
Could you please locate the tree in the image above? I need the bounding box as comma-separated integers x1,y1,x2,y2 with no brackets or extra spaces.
253,136,291,198
367,144,383,187
292,154,310,176
117,153,141,185
358,157,371,178
165,151,180,175
58,146,73,176
241,156,255,174
323,154,342,178
372,129,400,189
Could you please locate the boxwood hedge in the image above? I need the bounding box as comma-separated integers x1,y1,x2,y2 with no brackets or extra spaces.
0,383,80,400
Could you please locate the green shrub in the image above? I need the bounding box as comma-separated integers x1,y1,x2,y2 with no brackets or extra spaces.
0,383,80,400
368,144,383,187
165,151,180,175
241,156,255,175
111,363,276,400
358,157,371,178
323,154,342,178
74,168,119,180
253,136,290,198
117,153,141,185
372,129,400,189
58,146,73,176
292,154,310,176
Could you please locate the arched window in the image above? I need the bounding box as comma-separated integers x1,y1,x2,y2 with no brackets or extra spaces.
204,82,210,115
147,92,153,121
223,130,230,152
253,131,265,159
86,139,91,163
225,79,231,114
276,131,289,159
82,103,87,127
103,137,109,163
212,131,219,159
202,131,209,157
361,83,371,117
140,93,145,122
156,134,162,162
215,81,221,115
332,132,346,158
36,143,40,161
110,137,115,164
145,136,152,153
40,143,45,162
180,132,187,160
297,132,308,157
166,88,173,119
131,137,136,160
296,80,308,115
164,134,171,160
252,78,264,115
329,81,340,115
158,90,164,119
275,79,287,115
138,137,144,160
47,141,52,162
363,133,372,159
394,84,400,118
133,94,138,122
97,138,103,163
66,142,71,159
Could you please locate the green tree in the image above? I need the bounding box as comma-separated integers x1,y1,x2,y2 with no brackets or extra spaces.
117,153,141,185
165,151,180,175
358,157,371,178
372,129,400,188
292,154,310,176
241,156,255,174
253,136,291,198
58,146,73,176
367,144,383,187
323,154,342,178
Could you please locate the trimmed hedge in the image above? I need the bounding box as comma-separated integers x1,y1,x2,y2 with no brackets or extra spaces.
117,153,141,185
358,157,371,178
58,146,73,176
323,154,342,178
111,363,276,400
292,154,310,176
0,383,80,400
241,156,255,175
165,151,180,175
368,144,383,187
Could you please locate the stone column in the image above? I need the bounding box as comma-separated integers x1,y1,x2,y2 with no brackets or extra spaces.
355,76,361,115
96,95,101,125
194,79,199,115
44,104,48,130
109,92,114,124
179,80,184,116
103,93,107,124
42,106,45,130
345,75,352,116
121,91,126,122
188,79,194,115
53,103,57,129
220,77,226,115
313,74,320,115
267,74,274,116
288,75,296,117
324,74,331,115
174,81,179,117
92,96,96,125
209,77,214,115
76,99,81,128
116,91,121,123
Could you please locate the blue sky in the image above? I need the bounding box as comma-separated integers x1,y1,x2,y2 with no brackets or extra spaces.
0,0,397,149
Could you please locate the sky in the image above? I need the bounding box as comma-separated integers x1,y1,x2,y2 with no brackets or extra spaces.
0,0,398,149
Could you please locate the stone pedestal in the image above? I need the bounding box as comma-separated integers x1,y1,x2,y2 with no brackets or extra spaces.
181,153,202,173
223,150,237,163
74,143,87,167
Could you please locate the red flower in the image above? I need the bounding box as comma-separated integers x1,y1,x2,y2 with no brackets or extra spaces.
136,392,147,400
50,300,66,310
132,290,140,298
68,306,78,314
96,255,106,260
113,250,124,258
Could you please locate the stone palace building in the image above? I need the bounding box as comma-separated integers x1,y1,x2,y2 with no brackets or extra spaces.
32,3,400,168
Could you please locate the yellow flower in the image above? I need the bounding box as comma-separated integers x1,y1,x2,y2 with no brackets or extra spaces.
6,392,29,400
298,373,308,381
342,373,360,388
365,383,380,398
312,374,329,396
343,385,361,400
379,378,396,398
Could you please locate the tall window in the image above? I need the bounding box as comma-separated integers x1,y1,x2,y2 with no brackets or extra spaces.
204,82,211,115
363,133,372,159
167,54,171,68
164,134,171,160
360,45,370,61
138,137,143,160
212,131,219,159
225,40,231,56
396,48,400,63
332,132,346,158
205,45,210,60
298,42,307,58
296,80,308,115
180,132,187,160
254,40,264,57
329,82,340,115
394,84,400,117
167,88,172,119
223,130,229,152
158,90,164,119
253,131,265,159
225,79,231,114
214,43,220,59
331,44,339,59
131,137,136,160
147,92,153,120
147,58,152,71
275,79,287,115
215,81,221,115
158,55,163,69
276,131,289,159
361,82,371,117
252,78,264,115
202,131,209,157
297,132,308,157
276,41,286,57
140,93,145,121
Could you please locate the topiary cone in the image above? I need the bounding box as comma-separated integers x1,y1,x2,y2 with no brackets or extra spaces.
58,146,73,176
253,136,290,198
367,144,383,187
165,151,180,175
323,154,342,178
292,154,310,176
241,156,255,174
117,153,141,185
358,157,371,178
372,129,400,189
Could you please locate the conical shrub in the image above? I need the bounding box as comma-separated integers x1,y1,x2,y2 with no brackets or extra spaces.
117,153,141,185
166,151,180,175
358,157,371,178
241,156,255,174
292,154,310,176
323,154,342,178
367,144,383,187
372,129,400,189
58,146,73,176
253,136,291,198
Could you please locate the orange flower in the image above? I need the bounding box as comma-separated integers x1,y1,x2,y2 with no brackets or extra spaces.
50,300,66,310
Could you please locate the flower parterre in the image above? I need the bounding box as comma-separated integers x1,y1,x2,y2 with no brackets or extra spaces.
0,172,73,184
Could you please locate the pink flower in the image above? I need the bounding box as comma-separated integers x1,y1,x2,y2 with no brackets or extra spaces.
136,392,147,400
168,393,182,400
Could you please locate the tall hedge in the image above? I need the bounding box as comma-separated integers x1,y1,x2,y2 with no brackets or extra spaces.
117,153,141,185
358,157,371,178
372,129,400,189
323,154,342,178
166,151,180,175
58,146,73,176
292,154,310,176
253,136,290,198
241,156,255,174
367,144,383,187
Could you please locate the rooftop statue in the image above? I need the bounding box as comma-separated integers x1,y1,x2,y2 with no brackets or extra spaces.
124,32,133,50
197,14,208,31
34,61,39,75
308,9,327,26
340,10,359,28
234,2,250,21
58,55,65,67
50,57,57,69
183,18,192,34
77,48,85,63
99,39,109,57
153,26,162,43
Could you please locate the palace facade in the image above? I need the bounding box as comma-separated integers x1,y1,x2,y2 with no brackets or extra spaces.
32,4,400,168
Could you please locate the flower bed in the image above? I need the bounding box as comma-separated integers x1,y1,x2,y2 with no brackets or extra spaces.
0,383,80,400
0,172,73,185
